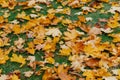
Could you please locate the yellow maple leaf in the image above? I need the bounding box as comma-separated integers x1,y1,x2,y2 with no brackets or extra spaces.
8,0,17,10
81,0,91,3
42,68,52,80
107,13,120,28
27,42,34,48
83,70,95,80
0,1,9,8
25,48,35,55
53,37,60,43
100,0,109,2
64,29,84,40
0,69,2,74
109,33,120,42
0,53,9,64
45,57,55,64
33,38,43,45
12,25,21,34
10,53,26,67
107,20,120,28
25,42,35,54
17,11,30,20
0,38,4,47
43,43,52,51
0,49,9,64
0,16,4,23
96,68,111,77
57,65,75,80
11,74,20,80
59,47,71,56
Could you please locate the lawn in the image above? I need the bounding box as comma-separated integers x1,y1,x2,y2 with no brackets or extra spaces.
0,0,120,80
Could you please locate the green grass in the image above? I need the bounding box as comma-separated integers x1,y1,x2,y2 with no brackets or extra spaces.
0,0,120,80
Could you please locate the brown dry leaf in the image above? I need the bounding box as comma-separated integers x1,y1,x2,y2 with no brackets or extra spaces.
78,16,86,23
42,68,52,80
72,41,84,54
8,0,17,10
89,1,103,9
85,58,99,68
57,65,76,80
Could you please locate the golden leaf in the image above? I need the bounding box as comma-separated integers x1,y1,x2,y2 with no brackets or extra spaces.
109,33,120,42
16,11,30,20
100,0,109,2
78,16,86,23
43,43,52,51
57,65,75,80
42,68,52,80
25,42,35,54
11,74,20,80
64,29,84,40
85,58,99,68
25,48,35,55
8,0,17,10
45,57,55,64
0,53,9,64
0,49,10,64
0,16,4,23
83,70,95,80
107,13,120,28
12,25,21,34
10,53,26,67
59,48,71,56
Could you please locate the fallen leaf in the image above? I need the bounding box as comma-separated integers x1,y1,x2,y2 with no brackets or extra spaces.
45,28,62,37
10,53,26,67
11,74,20,80
57,65,76,80
0,49,9,64
45,57,55,64
85,58,99,68
24,71,34,77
